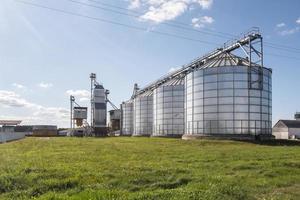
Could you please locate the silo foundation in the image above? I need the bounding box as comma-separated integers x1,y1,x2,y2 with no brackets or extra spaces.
182,134,274,141
94,127,108,137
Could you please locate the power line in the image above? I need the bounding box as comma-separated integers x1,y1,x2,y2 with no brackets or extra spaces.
86,0,300,53
86,0,236,38
264,44,300,54
14,0,300,61
265,53,300,61
66,0,233,40
265,41,300,52
68,0,300,54
14,0,219,46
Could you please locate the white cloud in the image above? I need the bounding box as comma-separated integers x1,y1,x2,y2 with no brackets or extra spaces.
191,16,214,28
0,90,69,127
12,83,26,90
32,106,69,121
66,90,90,98
0,90,34,108
128,0,213,23
79,97,90,102
38,82,53,88
128,0,141,9
276,23,285,28
195,0,213,9
140,1,188,23
168,67,180,73
276,18,300,36
278,27,300,36
66,89,90,102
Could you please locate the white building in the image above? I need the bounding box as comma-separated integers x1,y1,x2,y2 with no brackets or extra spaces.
273,120,300,140
0,120,26,143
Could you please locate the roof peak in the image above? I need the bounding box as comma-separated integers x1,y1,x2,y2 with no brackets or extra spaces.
200,52,260,68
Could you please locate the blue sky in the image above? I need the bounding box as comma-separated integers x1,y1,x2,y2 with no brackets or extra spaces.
0,0,299,127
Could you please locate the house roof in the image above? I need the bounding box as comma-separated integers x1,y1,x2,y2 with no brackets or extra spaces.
275,120,300,128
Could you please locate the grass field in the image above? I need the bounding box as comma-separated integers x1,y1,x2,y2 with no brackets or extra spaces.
0,137,299,200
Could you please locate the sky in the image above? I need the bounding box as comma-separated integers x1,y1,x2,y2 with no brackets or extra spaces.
0,0,300,128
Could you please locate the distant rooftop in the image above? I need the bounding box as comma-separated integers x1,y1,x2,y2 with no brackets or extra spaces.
275,120,300,128
0,120,22,126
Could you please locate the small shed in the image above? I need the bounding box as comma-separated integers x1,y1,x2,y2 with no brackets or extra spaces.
273,120,300,139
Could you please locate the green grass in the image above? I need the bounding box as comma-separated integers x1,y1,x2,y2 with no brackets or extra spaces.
0,137,299,200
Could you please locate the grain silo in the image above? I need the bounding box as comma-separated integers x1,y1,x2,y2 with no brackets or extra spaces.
120,100,134,136
133,90,153,136
122,29,273,140
152,77,185,137
182,52,272,140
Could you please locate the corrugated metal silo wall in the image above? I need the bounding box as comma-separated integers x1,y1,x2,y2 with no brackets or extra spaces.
133,94,153,136
185,66,272,136
121,101,133,136
153,84,185,137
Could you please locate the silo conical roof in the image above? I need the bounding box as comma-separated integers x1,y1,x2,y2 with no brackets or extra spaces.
160,76,185,87
200,52,260,69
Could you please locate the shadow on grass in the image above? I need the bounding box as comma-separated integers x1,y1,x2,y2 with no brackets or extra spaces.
245,139,300,146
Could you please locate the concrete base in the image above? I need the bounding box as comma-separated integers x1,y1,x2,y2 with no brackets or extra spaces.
132,134,151,137
182,134,275,141
257,134,275,141
152,134,183,138
94,127,108,137
120,134,133,137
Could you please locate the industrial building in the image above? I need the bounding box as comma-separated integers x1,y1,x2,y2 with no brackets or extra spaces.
273,120,300,140
109,109,121,135
67,73,120,137
273,113,300,140
89,73,121,136
120,28,274,140
0,119,60,143
69,95,91,137
30,125,58,137
15,125,58,137
0,120,26,143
